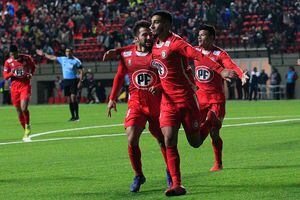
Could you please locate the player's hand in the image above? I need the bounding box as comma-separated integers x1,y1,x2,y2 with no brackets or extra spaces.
241,72,249,85
36,49,44,56
26,73,33,79
107,99,117,117
103,49,118,61
220,69,238,82
148,86,160,95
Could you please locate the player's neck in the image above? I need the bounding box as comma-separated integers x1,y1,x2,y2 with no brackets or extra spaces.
202,44,214,51
158,31,171,42
136,45,148,53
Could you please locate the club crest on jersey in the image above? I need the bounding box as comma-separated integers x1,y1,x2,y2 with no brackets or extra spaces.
161,50,167,59
132,69,157,89
151,59,168,78
195,66,214,83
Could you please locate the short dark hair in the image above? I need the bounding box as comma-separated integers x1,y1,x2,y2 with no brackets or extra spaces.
198,24,216,38
9,45,18,53
151,10,173,24
132,20,151,36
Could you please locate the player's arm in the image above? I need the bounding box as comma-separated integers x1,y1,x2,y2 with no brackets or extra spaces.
220,51,249,84
36,49,57,61
174,40,237,80
3,62,14,80
26,56,36,79
107,59,127,117
75,60,84,89
103,46,133,61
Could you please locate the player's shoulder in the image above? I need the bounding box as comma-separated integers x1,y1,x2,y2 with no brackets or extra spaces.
212,45,227,56
120,45,135,58
5,57,14,64
194,46,201,52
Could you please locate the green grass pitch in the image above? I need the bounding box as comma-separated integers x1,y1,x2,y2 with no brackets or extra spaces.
0,100,299,199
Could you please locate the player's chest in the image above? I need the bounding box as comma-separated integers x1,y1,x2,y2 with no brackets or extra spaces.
123,55,153,73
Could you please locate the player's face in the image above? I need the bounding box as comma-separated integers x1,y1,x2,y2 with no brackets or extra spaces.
65,49,73,58
150,15,165,37
136,27,153,49
198,30,214,48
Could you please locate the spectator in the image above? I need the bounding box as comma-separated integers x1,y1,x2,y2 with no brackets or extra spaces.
285,66,298,99
270,68,282,100
242,71,250,100
258,69,269,99
96,81,106,103
0,79,11,104
249,67,260,101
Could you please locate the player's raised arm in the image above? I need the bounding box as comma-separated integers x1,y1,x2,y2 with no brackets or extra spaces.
36,49,57,61
174,39,238,80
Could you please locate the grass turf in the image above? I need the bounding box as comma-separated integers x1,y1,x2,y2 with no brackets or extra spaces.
0,100,299,199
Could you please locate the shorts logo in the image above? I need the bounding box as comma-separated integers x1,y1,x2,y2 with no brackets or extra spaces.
151,59,168,79
161,50,167,59
193,121,199,129
195,66,214,83
132,69,157,89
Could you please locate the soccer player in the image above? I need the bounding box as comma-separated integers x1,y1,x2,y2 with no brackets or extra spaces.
150,10,237,196
105,20,170,192
194,24,248,171
36,48,83,121
3,45,36,142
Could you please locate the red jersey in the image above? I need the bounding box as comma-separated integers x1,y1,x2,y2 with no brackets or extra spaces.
151,32,224,103
3,54,36,87
109,45,161,101
194,45,243,103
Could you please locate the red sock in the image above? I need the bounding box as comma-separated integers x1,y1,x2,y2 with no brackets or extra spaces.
128,145,143,176
166,146,181,187
18,113,25,129
212,138,223,165
23,110,30,125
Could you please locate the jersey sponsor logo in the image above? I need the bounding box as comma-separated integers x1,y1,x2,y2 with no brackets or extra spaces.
195,65,214,83
12,67,26,77
151,59,168,78
123,51,132,57
132,69,157,89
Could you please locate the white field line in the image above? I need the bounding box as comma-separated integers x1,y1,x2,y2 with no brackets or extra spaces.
29,115,300,139
30,123,123,138
0,118,299,146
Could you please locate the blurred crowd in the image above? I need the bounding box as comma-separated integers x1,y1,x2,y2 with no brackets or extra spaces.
0,0,299,64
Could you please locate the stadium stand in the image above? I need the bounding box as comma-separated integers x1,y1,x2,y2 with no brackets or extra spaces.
0,0,299,64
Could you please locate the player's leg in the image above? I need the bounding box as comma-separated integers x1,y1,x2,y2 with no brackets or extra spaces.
19,85,32,141
160,103,186,196
11,89,25,130
182,98,209,148
148,119,172,188
125,107,147,192
209,103,225,171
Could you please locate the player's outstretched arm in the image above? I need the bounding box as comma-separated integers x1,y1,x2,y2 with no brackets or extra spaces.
36,49,57,61
107,99,117,117
103,49,118,61
220,69,238,82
